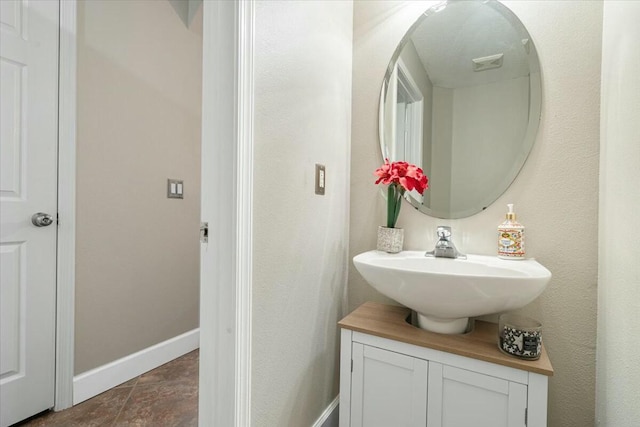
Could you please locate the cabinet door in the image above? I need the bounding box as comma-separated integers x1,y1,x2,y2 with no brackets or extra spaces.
427,363,527,427
351,343,428,427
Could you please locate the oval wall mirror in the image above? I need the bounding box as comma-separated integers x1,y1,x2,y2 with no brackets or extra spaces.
380,0,541,219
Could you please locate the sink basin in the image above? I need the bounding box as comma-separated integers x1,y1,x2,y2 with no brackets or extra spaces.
353,250,552,334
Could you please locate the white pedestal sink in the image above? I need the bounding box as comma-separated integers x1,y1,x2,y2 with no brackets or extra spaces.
353,250,552,334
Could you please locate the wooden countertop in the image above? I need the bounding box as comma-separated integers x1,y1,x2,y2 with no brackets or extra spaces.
339,302,554,377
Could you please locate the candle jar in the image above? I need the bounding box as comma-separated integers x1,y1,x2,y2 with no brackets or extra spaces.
498,314,542,360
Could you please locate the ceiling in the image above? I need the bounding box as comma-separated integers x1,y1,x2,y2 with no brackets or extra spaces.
408,1,534,88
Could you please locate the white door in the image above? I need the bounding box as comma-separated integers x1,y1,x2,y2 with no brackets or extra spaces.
427,363,528,427
350,343,428,427
0,1,59,425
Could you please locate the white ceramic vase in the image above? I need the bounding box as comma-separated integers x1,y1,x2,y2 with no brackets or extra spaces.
376,226,404,253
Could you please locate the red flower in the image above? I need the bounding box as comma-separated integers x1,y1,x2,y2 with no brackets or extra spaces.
374,159,429,229
374,159,428,195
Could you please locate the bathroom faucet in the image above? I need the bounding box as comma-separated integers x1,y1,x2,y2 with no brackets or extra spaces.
425,226,467,259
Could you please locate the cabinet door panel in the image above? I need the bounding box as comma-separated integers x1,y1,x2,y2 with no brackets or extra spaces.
427,363,527,427
351,344,428,427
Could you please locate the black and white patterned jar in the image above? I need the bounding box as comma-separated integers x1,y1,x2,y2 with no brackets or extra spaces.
498,314,542,360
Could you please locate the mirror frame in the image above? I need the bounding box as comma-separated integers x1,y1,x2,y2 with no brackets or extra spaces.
378,0,542,219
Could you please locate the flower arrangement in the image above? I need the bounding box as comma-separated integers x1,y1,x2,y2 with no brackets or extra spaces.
374,159,429,228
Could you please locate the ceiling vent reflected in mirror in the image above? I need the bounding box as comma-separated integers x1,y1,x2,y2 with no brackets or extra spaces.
472,53,504,72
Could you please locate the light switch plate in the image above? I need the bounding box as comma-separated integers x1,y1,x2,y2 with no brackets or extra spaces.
315,164,325,195
167,179,184,199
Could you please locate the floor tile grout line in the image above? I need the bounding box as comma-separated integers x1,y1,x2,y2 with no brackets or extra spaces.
111,377,139,427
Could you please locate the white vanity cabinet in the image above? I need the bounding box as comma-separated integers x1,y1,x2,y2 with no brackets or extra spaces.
350,343,428,427
339,303,553,427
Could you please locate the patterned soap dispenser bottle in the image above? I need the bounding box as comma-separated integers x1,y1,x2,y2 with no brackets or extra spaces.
498,204,525,260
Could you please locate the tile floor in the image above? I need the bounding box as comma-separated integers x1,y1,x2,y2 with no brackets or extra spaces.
16,349,199,427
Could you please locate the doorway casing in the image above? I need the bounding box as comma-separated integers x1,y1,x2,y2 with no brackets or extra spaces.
55,0,77,411
54,1,253,424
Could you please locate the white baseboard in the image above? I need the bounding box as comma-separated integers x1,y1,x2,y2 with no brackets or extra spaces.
312,395,339,427
73,328,199,405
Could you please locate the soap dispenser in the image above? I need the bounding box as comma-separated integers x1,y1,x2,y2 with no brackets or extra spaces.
498,204,525,259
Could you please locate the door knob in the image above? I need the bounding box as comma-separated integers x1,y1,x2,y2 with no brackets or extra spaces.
31,212,54,227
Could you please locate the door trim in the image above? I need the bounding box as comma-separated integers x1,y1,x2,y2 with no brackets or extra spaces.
235,1,254,425
55,0,77,411
198,1,253,425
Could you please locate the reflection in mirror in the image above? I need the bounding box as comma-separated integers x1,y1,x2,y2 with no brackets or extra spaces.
380,0,541,219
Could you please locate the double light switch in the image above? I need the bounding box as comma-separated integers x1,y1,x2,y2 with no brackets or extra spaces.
167,179,184,199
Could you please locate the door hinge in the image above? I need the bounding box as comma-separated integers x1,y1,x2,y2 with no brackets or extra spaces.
351,359,353,372
200,222,208,243
56,213,60,225
525,408,528,426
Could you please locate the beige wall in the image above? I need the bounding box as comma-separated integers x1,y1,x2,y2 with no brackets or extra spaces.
252,1,353,425
596,2,640,425
351,1,601,426
75,0,202,374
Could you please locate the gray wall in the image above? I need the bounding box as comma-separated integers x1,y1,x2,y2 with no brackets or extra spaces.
351,1,602,425
75,0,202,374
251,1,353,425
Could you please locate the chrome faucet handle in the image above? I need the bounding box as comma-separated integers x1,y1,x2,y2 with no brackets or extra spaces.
436,226,452,240
426,226,467,259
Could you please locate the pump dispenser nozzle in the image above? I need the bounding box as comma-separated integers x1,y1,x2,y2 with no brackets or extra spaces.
506,203,517,221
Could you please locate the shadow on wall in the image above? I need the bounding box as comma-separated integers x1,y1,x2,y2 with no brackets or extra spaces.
276,241,347,427
168,0,202,28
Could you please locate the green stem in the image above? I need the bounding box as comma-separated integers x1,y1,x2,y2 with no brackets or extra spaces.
393,185,403,227
387,185,395,228
386,184,404,228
